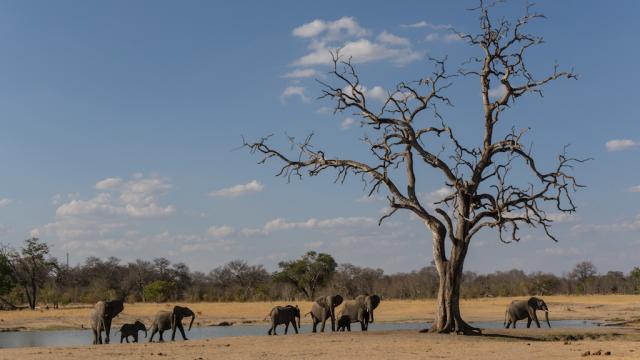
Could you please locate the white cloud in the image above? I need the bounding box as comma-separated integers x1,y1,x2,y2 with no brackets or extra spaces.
488,84,507,99
209,180,264,198
401,21,451,30
605,139,639,152
0,198,12,208
95,177,123,190
304,241,323,249
546,212,576,223
627,185,640,193
282,68,320,79
572,213,640,233
241,216,376,236
423,187,454,206
377,31,410,46
207,225,235,238
367,86,389,102
341,117,356,130
292,16,368,39
280,86,310,103
442,33,462,43
294,38,422,67
424,33,439,42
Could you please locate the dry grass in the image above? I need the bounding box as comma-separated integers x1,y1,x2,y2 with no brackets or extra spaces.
0,294,639,331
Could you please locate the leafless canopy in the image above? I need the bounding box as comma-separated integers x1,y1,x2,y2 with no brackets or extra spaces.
247,1,584,246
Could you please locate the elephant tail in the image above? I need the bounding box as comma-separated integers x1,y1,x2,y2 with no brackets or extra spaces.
304,312,312,318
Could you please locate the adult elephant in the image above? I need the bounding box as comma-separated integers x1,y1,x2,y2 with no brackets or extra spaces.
267,305,301,335
504,297,551,328
337,294,381,331
149,305,196,342
308,295,343,332
90,299,124,344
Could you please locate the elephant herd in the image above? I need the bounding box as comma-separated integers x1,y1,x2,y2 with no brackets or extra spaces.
89,300,196,344
89,295,550,344
267,294,381,335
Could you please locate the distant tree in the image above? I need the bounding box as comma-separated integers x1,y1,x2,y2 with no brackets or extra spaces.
570,261,597,294
0,252,17,309
629,267,640,294
244,1,583,333
153,258,171,280
143,280,176,302
5,238,58,309
274,252,337,300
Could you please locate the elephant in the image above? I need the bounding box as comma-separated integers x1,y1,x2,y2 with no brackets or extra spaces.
267,305,301,335
307,294,344,332
504,297,551,329
336,315,351,332
89,299,124,344
149,305,196,342
336,294,381,331
118,320,147,343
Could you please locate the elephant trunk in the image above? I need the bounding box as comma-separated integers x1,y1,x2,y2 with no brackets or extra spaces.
297,315,301,330
544,310,551,328
188,314,195,331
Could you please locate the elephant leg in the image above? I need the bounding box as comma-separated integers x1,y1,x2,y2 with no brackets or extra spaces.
104,319,112,344
513,320,517,328
527,318,532,328
320,316,326,332
284,323,289,334
133,334,138,343
534,315,541,328
171,323,177,341
347,323,351,332
292,320,299,334
149,327,157,343
178,323,188,340
505,319,511,329
312,319,318,333
360,321,366,331
330,315,335,332
158,330,165,342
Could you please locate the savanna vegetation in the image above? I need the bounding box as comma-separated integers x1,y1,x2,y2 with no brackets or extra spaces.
0,238,638,310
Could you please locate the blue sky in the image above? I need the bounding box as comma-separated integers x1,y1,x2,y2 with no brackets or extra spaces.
0,0,638,275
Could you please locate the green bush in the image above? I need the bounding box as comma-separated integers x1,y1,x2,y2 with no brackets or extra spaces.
143,280,176,302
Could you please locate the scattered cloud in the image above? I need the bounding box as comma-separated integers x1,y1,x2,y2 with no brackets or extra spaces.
294,38,423,67
207,225,235,238
572,213,640,233
488,84,507,99
377,31,410,46
627,185,640,193
0,198,12,208
424,32,462,43
292,17,368,39
209,180,264,198
401,21,452,30
423,187,454,206
282,68,320,79
241,216,376,236
605,139,639,152
341,117,356,130
280,86,310,103
95,177,123,190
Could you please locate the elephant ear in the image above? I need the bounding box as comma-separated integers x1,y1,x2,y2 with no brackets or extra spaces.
333,295,344,307
369,295,381,310
315,297,328,307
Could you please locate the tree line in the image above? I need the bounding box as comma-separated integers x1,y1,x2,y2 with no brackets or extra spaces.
1,238,639,309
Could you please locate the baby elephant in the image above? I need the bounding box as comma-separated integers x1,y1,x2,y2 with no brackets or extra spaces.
504,297,551,329
336,315,351,332
267,305,301,335
119,320,147,343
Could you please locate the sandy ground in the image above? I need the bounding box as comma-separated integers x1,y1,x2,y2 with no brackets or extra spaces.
1,295,638,331
0,295,639,359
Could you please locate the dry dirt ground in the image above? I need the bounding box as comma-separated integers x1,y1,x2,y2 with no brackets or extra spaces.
0,295,639,359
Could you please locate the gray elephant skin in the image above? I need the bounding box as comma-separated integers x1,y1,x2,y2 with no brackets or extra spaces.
267,305,301,335
149,305,196,342
119,320,147,343
90,299,124,344
308,294,344,332
504,297,551,328
336,294,381,331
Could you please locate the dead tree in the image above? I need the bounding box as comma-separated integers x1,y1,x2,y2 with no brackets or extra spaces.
245,1,586,334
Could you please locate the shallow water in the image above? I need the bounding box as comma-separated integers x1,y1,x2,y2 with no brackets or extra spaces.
0,319,598,349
